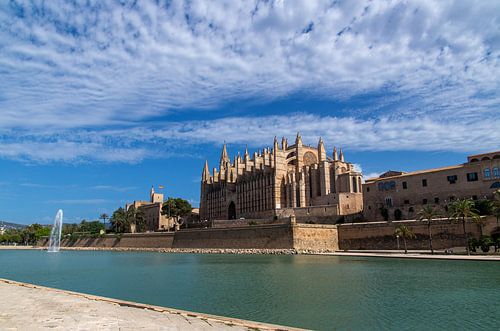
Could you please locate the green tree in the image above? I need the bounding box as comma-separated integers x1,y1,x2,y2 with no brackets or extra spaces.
110,207,127,233
473,199,494,216
99,213,109,231
19,224,50,245
79,220,104,234
161,197,193,218
394,225,415,254
125,206,146,233
134,208,146,233
2,230,22,244
62,223,79,236
417,205,440,255
449,199,480,255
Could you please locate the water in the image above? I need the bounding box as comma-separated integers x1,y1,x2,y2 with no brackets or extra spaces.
47,209,63,252
0,250,498,330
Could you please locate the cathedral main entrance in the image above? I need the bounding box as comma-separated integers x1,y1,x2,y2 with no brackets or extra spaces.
228,201,236,220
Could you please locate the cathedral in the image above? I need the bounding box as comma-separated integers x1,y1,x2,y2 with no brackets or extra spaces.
200,134,363,222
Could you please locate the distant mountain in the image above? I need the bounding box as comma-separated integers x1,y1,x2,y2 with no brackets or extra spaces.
0,221,27,230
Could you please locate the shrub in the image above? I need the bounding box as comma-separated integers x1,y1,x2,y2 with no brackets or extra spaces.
479,236,493,253
468,238,479,252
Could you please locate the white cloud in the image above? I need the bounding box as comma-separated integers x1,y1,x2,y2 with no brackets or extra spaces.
354,163,381,182
362,173,383,182
0,0,498,128
1,112,498,163
90,185,138,192
45,199,109,205
0,1,498,162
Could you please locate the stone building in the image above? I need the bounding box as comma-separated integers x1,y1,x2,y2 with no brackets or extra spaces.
363,151,500,221
126,187,172,232
200,134,363,222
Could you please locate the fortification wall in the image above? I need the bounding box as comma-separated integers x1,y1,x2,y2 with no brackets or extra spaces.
211,219,285,228
38,232,175,249
37,218,498,252
337,217,498,250
276,205,341,224
292,224,339,251
37,224,340,252
172,224,294,249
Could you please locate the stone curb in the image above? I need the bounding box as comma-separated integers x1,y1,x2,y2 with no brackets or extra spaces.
0,278,306,331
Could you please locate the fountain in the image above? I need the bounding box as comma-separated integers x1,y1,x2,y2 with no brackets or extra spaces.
48,209,63,253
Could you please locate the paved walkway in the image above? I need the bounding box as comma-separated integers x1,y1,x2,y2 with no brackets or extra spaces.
321,251,500,261
0,279,300,330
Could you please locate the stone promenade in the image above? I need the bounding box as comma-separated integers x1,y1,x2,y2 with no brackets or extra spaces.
321,251,500,261
0,279,301,331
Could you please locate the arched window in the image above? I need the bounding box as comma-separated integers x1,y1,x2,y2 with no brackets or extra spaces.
484,168,491,179
493,167,499,178
385,197,393,207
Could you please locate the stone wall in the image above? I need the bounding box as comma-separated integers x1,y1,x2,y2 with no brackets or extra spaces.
38,232,175,249
38,218,498,252
37,224,340,252
337,217,499,250
292,224,339,251
172,224,294,249
211,219,285,228
276,205,341,224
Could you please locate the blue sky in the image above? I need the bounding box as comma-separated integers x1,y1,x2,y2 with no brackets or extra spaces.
0,0,499,225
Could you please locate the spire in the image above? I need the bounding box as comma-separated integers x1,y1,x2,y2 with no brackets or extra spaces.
295,132,302,147
281,137,287,150
150,186,155,202
202,160,210,181
333,147,338,161
339,148,344,162
244,145,249,161
274,136,278,149
318,137,326,162
295,132,302,146
220,143,229,165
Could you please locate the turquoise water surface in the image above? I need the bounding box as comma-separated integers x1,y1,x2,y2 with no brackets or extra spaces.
0,250,498,330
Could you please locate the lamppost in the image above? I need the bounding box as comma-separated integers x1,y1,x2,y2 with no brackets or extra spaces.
396,234,400,251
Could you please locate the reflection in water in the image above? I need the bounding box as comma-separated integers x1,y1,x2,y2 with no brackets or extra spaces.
0,250,498,331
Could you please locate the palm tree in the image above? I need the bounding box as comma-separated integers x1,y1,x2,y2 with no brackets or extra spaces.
449,199,480,255
110,208,126,233
417,205,440,255
394,225,415,254
99,213,109,232
133,208,146,233
125,206,138,233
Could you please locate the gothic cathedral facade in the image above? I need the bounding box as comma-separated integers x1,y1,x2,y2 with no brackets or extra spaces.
200,134,363,222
